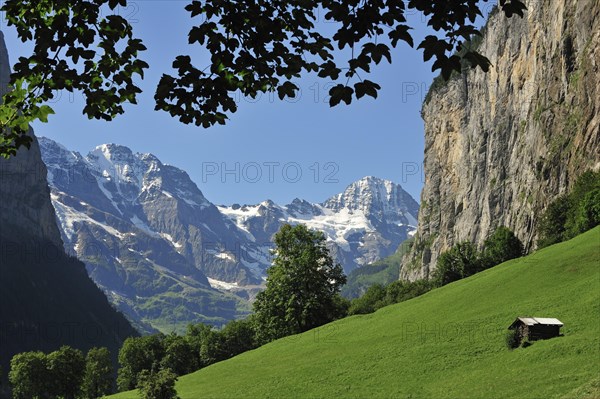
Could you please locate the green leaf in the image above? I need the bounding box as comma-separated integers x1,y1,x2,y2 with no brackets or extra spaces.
37,105,55,123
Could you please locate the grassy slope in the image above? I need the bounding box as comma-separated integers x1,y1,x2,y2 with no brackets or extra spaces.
111,227,600,399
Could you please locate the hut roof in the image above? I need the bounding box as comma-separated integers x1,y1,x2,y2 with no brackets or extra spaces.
508,317,563,329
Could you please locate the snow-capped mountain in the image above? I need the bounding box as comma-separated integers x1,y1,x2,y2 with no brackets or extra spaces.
218,177,419,270
39,137,418,332
40,138,253,333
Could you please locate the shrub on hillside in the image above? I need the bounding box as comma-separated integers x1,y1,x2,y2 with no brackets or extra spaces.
137,369,179,399
520,336,532,348
538,195,570,248
347,279,434,316
432,227,524,288
569,188,600,236
385,279,433,304
348,284,386,315
505,329,520,350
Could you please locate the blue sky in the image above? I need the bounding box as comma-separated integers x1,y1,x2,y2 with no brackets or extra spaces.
0,2,496,205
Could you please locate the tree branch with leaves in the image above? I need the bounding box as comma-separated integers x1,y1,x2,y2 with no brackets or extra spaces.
0,0,526,157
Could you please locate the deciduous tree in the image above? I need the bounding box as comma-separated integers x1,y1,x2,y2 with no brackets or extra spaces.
482,226,523,267
82,347,114,399
253,224,347,343
137,369,179,399
8,351,49,399
161,333,199,376
47,345,85,399
432,241,482,286
220,317,258,359
117,335,165,391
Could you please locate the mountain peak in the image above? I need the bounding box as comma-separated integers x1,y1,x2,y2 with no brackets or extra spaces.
38,137,86,179
322,176,418,222
358,175,390,183
353,176,397,191
89,143,136,164
39,136,69,153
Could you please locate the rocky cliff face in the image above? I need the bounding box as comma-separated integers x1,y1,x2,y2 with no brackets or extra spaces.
0,31,62,247
401,0,600,280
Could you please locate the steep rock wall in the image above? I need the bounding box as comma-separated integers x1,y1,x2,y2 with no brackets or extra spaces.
402,0,600,279
0,31,63,246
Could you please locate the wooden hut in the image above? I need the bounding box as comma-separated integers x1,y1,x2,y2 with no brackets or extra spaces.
508,317,563,341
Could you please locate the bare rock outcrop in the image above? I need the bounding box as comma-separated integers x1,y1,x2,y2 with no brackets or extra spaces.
402,0,600,279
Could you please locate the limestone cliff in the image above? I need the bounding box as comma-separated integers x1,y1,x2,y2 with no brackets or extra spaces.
401,0,600,280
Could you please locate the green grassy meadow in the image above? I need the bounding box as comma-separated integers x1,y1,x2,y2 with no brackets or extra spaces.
111,227,600,399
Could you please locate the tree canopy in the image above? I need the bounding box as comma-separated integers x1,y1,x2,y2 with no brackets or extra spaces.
8,346,88,399
47,346,86,399
432,241,482,286
253,223,347,343
0,0,525,157
8,351,49,399
137,368,180,399
117,334,166,391
82,347,114,399
538,170,600,248
482,226,523,266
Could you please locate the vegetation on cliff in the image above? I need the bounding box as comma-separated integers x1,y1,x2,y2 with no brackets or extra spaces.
538,171,600,248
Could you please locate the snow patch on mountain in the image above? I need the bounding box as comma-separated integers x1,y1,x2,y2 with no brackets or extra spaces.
160,232,182,249
287,206,373,251
51,193,124,240
130,215,159,237
207,277,239,290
